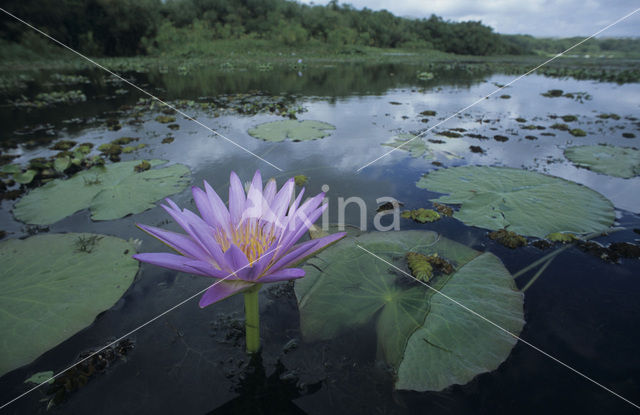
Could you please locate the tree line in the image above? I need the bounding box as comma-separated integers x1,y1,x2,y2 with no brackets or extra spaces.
1,0,637,57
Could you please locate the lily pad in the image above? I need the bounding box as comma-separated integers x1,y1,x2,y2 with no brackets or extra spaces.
564,145,640,179
13,170,37,184
248,120,335,142
382,134,433,159
295,230,524,391
54,156,71,173
417,166,614,238
0,233,139,376
25,371,54,385
14,160,190,225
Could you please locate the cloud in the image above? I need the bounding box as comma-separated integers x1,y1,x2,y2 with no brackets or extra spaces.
299,0,639,37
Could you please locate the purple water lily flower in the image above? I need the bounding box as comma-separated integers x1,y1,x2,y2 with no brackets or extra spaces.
133,170,345,308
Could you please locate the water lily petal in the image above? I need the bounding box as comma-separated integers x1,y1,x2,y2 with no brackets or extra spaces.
268,178,294,229
184,220,227,269
183,259,236,279
229,171,246,226
278,203,327,254
270,230,346,271
263,178,277,204
192,186,217,228
224,244,251,280
276,188,305,240
203,180,231,235
199,280,253,308
136,223,208,260
259,268,305,283
244,170,266,223
133,252,212,276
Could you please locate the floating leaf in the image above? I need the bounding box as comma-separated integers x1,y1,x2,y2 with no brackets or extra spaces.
564,145,640,179
13,170,37,184
396,253,523,391
25,371,54,385
14,160,190,225
54,156,71,173
0,233,139,376
1,164,21,174
295,230,524,391
248,120,335,142
417,166,614,238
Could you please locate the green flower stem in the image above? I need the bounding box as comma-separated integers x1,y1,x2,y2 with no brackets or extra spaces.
244,284,262,354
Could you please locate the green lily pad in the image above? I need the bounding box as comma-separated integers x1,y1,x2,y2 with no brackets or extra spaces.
14,160,190,225
295,230,524,391
13,170,37,184
54,156,71,173
417,166,614,238
564,145,640,179
382,134,433,159
248,120,335,142
0,233,139,376
25,371,54,385
1,164,21,174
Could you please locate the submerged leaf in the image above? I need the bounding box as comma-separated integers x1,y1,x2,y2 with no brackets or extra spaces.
417,166,614,238
0,233,138,376
382,134,433,159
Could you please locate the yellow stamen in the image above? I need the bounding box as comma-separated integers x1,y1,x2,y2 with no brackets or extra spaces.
214,220,276,265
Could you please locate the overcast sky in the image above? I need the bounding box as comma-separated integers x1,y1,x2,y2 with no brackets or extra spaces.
299,0,640,37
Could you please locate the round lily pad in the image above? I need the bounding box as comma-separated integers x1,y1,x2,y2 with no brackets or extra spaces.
564,145,640,179
417,166,614,238
0,233,139,376
248,120,335,142
295,230,524,391
13,160,191,225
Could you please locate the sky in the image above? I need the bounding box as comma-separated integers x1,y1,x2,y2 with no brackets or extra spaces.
298,0,640,37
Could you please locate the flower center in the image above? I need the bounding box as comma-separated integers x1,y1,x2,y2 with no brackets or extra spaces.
214,221,276,264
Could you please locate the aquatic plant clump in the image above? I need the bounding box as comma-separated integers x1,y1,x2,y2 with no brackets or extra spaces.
133,170,346,353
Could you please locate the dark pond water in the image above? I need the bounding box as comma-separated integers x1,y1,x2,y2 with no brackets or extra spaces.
1,62,639,414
